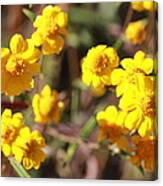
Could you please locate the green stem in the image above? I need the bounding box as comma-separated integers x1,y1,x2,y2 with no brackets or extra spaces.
71,88,80,122
9,158,31,178
80,116,96,140
64,144,78,162
113,38,123,50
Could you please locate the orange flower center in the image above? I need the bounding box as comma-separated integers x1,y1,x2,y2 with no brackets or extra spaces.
3,126,17,144
25,140,38,157
93,54,109,75
142,95,155,117
100,124,123,141
6,55,26,76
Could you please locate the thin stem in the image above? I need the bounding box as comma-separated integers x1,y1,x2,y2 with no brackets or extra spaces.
71,88,80,122
113,38,123,50
9,158,31,178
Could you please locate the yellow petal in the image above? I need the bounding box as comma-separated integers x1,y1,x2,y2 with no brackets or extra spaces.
41,85,51,96
116,111,127,126
42,35,64,55
12,145,24,162
105,106,118,124
116,82,126,97
119,92,137,111
22,39,41,64
1,48,10,60
121,58,134,70
124,109,142,130
19,127,31,139
138,117,153,137
10,34,27,54
134,50,145,61
2,109,12,119
22,157,33,170
2,144,11,157
56,12,68,28
140,58,153,74
31,31,44,46
33,15,42,28
111,68,126,85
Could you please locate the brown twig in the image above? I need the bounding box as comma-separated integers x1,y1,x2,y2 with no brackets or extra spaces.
122,5,133,33
46,127,99,150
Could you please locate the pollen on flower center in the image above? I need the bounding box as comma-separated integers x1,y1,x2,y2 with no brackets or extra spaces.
142,95,155,117
6,55,26,76
3,127,17,144
24,140,38,156
93,54,109,75
126,71,137,84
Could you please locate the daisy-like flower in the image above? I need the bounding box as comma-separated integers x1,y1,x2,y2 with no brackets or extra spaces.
111,50,154,97
131,1,156,12
12,127,46,170
130,135,157,172
119,75,155,137
1,34,41,96
96,105,129,151
32,85,64,124
1,109,24,157
125,20,146,45
82,45,119,91
32,5,68,55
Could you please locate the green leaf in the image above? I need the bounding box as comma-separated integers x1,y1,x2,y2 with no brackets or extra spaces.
22,8,36,22
9,158,31,178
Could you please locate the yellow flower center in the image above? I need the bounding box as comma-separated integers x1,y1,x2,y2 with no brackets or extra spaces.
127,70,144,84
93,54,109,75
6,55,26,76
43,15,59,36
126,71,138,84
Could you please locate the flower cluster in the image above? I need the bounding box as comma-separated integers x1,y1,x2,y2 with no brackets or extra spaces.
1,109,46,170
131,1,156,12
125,1,157,45
1,3,157,177
32,5,68,55
1,5,67,172
92,48,156,172
1,5,68,97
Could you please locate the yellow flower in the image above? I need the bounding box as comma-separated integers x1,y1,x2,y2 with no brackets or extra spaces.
119,75,155,137
130,135,156,172
82,45,119,90
32,5,68,55
131,2,145,12
111,50,154,97
1,109,24,157
143,1,156,11
131,1,156,12
1,34,41,96
125,20,146,45
96,106,129,151
12,127,46,170
32,85,64,124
